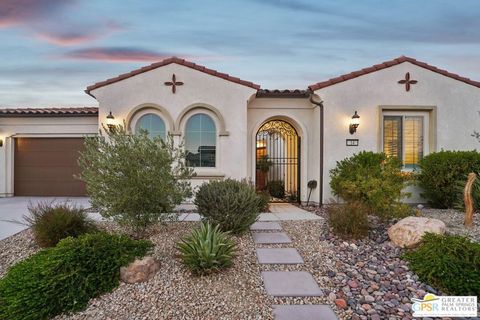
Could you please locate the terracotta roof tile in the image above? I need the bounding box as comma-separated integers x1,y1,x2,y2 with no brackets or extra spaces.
256,89,309,98
309,56,480,91
85,57,260,96
0,107,98,117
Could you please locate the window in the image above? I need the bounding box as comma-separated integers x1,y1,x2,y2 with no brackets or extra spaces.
383,114,426,169
135,113,166,140
185,114,216,167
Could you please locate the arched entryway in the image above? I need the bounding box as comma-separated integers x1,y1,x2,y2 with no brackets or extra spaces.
255,120,300,202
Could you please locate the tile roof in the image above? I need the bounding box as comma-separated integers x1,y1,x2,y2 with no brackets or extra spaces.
256,89,310,98
85,57,261,96
308,56,480,91
0,107,98,117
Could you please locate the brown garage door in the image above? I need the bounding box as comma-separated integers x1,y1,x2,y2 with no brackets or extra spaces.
14,138,87,196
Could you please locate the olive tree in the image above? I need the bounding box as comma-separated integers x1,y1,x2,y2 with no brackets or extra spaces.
79,124,194,238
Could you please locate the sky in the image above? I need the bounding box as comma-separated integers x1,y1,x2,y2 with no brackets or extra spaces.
1,0,480,107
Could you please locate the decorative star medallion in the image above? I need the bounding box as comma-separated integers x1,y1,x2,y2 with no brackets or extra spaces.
164,74,184,94
398,72,418,92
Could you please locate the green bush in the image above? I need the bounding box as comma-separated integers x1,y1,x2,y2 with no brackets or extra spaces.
79,124,194,238
330,151,412,220
326,201,369,239
194,179,262,234
0,232,152,320
266,180,285,199
256,191,270,212
23,201,97,248
177,222,236,275
403,233,480,296
416,150,480,208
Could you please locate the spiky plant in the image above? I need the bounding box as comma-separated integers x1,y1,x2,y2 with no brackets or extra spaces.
177,223,236,275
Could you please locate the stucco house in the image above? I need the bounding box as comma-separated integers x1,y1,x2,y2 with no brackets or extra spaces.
1,56,479,204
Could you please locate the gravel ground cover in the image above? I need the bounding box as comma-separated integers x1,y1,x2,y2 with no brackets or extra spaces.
2,207,479,320
421,208,480,242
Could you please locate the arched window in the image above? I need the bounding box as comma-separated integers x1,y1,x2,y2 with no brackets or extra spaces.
185,114,216,167
135,113,166,140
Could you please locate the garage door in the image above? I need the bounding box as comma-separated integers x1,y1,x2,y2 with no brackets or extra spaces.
14,138,87,196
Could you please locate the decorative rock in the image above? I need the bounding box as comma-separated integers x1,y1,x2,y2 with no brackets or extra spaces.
364,295,375,303
120,256,160,284
387,216,446,248
328,292,337,302
335,298,347,309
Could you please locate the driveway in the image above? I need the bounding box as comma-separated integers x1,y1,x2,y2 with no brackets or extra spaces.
0,197,93,240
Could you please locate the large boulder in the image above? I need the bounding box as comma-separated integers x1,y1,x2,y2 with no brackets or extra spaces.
388,216,446,248
120,256,160,284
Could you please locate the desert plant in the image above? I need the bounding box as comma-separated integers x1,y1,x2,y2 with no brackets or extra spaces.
79,124,194,238
330,151,412,220
403,233,480,296
257,190,270,212
194,179,262,234
417,150,480,208
326,201,369,239
22,201,97,247
256,155,273,174
0,232,152,320
177,222,236,275
266,180,285,199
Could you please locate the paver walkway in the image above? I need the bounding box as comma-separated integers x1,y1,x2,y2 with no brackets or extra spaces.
250,220,338,319
179,203,321,223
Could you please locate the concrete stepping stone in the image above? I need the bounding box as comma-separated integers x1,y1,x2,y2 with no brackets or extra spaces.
261,271,323,297
252,232,291,244
250,221,282,231
256,248,304,264
273,305,338,320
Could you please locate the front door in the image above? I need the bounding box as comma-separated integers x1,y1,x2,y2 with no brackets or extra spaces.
255,120,300,202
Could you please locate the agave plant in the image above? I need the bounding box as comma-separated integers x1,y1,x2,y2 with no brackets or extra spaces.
177,222,236,275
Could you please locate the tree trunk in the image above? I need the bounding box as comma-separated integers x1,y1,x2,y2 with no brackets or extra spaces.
464,172,477,227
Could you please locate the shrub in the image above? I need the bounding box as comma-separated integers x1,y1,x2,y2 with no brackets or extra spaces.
79,124,194,238
257,191,270,212
194,179,262,234
330,151,412,220
403,233,480,296
326,201,369,239
177,222,236,275
0,232,152,320
266,180,285,199
23,201,97,247
416,150,480,208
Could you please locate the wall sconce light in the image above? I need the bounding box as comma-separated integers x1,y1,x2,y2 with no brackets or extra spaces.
349,111,360,134
105,111,115,131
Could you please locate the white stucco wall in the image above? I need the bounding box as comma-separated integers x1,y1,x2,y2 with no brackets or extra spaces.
247,98,321,203
90,63,257,194
0,116,98,196
314,62,480,204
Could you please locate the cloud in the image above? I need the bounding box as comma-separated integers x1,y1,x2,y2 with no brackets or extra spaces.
0,0,72,28
34,21,125,46
63,47,174,62
35,32,98,46
0,0,123,46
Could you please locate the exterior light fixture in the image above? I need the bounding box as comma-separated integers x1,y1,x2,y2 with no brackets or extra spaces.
349,111,360,134
105,111,115,131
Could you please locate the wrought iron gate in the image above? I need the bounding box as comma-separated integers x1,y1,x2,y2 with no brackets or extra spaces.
255,120,300,202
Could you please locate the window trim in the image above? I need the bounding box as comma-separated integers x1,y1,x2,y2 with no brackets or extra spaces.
126,103,174,134
182,111,219,169
378,105,437,155
129,109,169,138
381,111,429,170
